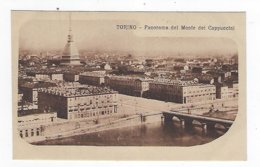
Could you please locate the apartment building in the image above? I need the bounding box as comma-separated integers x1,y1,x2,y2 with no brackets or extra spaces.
105,75,151,97
38,85,118,120
148,79,216,104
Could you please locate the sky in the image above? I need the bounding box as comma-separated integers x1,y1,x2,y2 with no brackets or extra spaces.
19,17,238,58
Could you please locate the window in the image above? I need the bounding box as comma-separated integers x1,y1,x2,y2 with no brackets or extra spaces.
20,130,23,138
25,130,28,137
31,129,34,137
36,128,40,136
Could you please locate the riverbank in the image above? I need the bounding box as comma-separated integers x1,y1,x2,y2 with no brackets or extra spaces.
25,95,237,144
30,113,163,144
35,119,226,146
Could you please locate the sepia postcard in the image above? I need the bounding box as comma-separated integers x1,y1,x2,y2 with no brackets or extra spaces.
12,11,246,160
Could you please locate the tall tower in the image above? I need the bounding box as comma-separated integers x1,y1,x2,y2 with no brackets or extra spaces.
61,13,81,66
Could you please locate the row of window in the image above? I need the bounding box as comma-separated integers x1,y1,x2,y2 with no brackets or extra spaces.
68,105,114,112
149,88,182,94
68,99,114,107
184,89,214,94
68,95,114,102
18,117,55,124
19,128,41,138
185,93,215,98
185,97,215,103
68,108,117,119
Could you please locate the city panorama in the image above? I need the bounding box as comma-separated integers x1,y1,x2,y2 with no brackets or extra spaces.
17,13,239,146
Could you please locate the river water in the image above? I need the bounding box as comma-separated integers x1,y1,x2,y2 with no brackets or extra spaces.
35,120,226,146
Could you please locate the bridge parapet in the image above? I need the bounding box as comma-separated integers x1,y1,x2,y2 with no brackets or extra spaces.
162,111,234,131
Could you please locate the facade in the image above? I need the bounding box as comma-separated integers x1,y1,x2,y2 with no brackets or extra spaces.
18,112,57,138
148,79,216,104
26,71,63,81
19,81,57,105
232,83,239,98
216,86,229,99
105,75,151,97
27,72,49,80
38,85,118,120
18,92,23,103
79,72,105,86
18,103,38,113
19,85,37,104
63,72,79,82
216,83,239,99
50,73,63,80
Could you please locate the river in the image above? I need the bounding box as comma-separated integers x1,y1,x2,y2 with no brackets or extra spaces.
35,119,226,146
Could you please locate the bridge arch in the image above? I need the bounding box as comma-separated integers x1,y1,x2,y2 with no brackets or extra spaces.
162,111,233,132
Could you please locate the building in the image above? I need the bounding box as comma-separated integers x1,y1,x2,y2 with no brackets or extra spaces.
38,85,118,120
145,59,154,67
60,16,81,66
102,63,112,70
192,66,203,74
232,83,239,98
18,102,38,114
196,75,215,85
207,70,232,82
18,91,23,103
63,72,79,82
18,75,39,84
26,71,63,81
18,112,57,138
19,81,57,105
216,85,229,99
105,75,151,97
148,79,216,104
79,72,105,86
216,83,239,99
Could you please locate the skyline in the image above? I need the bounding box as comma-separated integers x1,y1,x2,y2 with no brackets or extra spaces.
19,20,238,58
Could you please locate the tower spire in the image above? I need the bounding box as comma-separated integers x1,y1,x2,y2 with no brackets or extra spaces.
61,12,81,66
69,12,72,32
68,12,73,42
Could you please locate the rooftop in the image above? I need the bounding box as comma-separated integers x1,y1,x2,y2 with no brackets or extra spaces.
38,85,117,97
26,69,63,75
106,75,152,82
151,78,212,87
20,81,57,89
80,72,105,77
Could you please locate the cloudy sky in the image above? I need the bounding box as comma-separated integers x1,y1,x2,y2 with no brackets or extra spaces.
19,18,237,57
